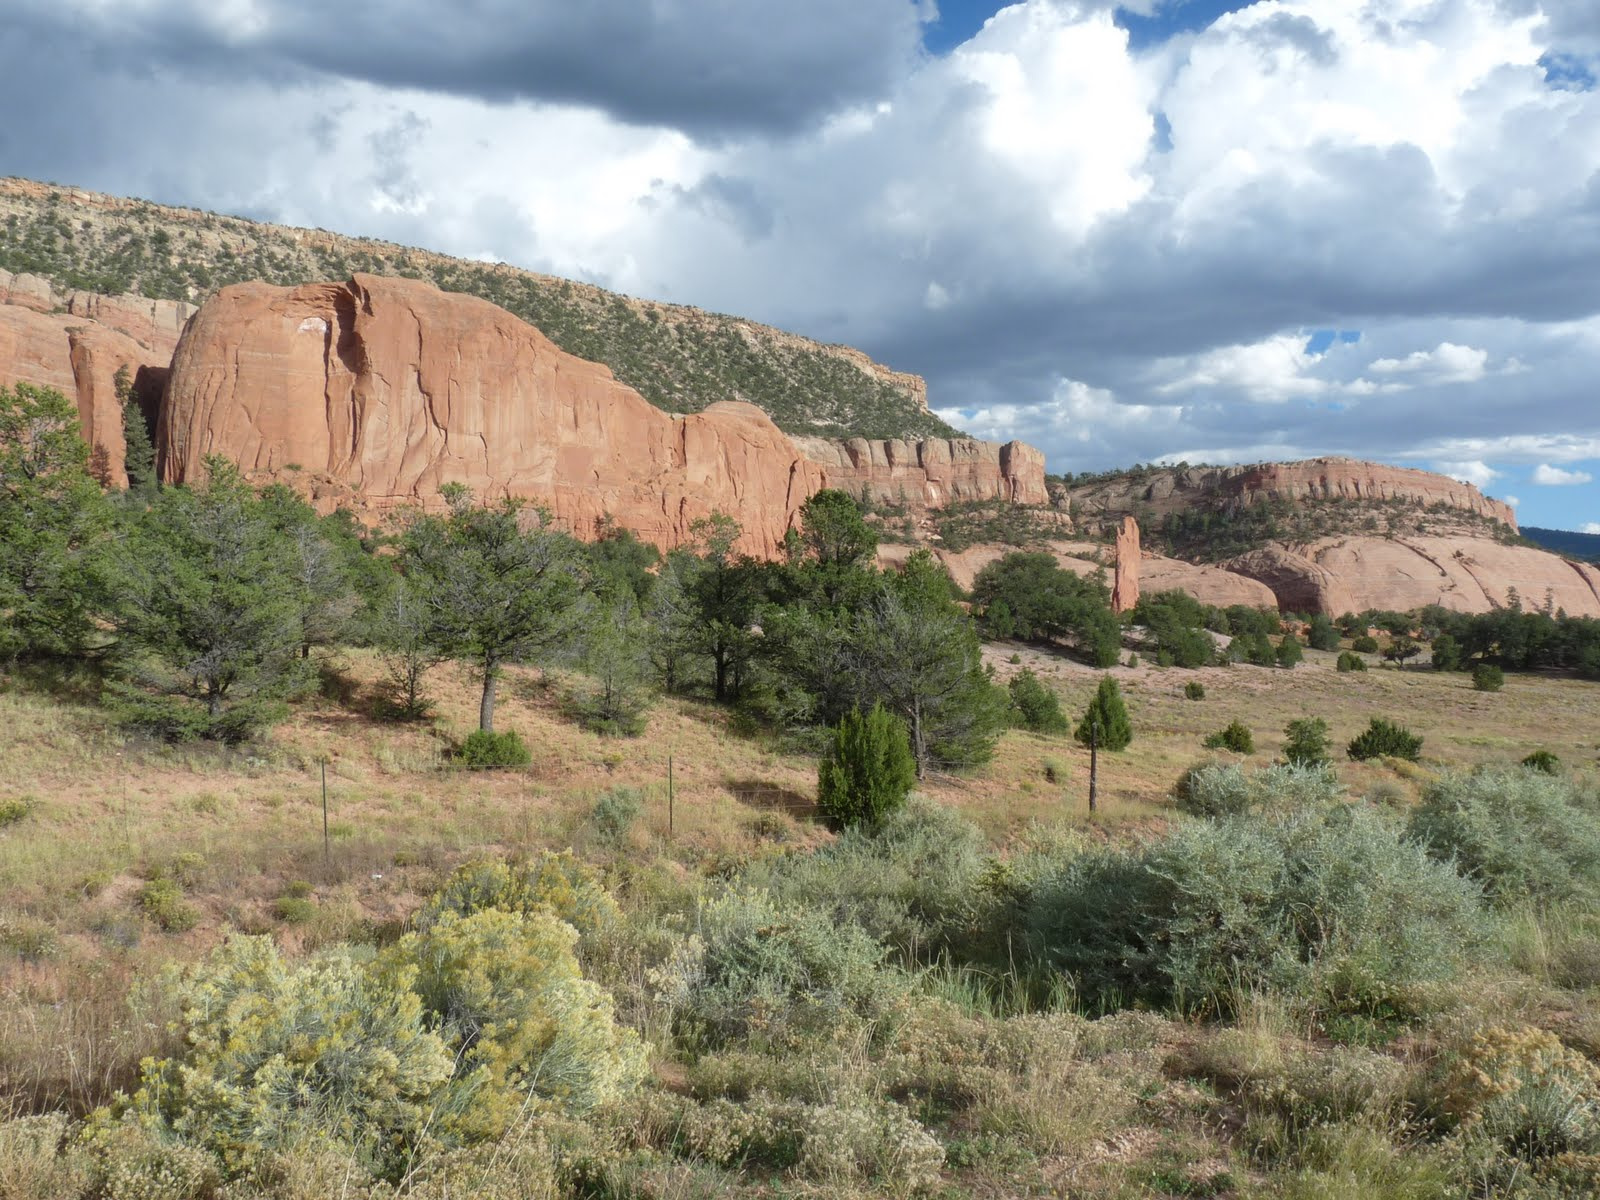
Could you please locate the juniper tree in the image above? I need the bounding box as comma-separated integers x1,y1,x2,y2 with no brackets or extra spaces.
0,382,110,661
106,458,312,740
399,485,581,733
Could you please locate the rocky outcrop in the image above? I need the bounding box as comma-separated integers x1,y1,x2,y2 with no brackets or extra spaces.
793,434,1048,508
1112,516,1140,613
1224,537,1600,617
1066,457,1516,531
0,269,189,485
1139,555,1278,610
158,275,839,556
1218,459,1517,529
157,275,1053,557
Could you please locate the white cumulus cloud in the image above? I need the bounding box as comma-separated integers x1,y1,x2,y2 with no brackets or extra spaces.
1434,460,1500,489
1532,463,1595,485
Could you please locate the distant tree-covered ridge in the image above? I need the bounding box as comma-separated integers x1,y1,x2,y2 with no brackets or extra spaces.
0,178,959,442
1521,526,1600,564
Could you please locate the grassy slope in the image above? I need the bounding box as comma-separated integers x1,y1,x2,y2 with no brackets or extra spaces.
0,180,959,441
4,647,1597,1138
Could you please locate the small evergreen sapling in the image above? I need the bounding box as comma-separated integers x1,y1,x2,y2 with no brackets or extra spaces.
1074,676,1132,751
817,703,917,829
1202,720,1254,754
1008,668,1069,733
1283,717,1331,767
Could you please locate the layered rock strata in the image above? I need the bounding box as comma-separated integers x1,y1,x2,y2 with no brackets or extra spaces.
1067,457,1517,531
794,434,1048,507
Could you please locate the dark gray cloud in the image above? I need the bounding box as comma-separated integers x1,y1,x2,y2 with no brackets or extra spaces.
1,0,1597,526
12,0,930,138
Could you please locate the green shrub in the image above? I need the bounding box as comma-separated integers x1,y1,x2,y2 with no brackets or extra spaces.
1174,761,1342,819
118,917,646,1176
1275,634,1303,669
1346,718,1422,762
420,851,620,941
0,913,60,961
1407,767,1600,905
740,797,986,961
1201,720,1254,755
380,909,647,1138
273,896,316,925
1472,663,1505,692
1307,615,1341,652
1283,717,1331,767
138,876,199,933
119,938,454,1174
1430,633,1463,671
1351,635,1379,653
1421,1025,1600,1167
660,888,909,1048
589,786,643,845
1028,804,1483,1014
1074,676,1132,751
1521,750,1560,774
78,1117,222,1200
1335,651,1367,673
817,703,916,830
0,796,33,826
1008,668,1069,733
1184,681,1206,701
455,729,532,769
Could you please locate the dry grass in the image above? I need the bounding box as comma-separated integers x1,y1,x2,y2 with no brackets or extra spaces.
2,645,1597,1117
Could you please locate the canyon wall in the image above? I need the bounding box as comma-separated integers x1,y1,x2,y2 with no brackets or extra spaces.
158,275,839,557
794,434,1049,508
0,268,190,485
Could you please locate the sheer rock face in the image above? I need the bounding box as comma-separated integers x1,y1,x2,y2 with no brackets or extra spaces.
156,275,1052,557
0,270,189,486
794,434,1049,508
1111,516,1140,613
1224,537,1600,617
157,275,838,556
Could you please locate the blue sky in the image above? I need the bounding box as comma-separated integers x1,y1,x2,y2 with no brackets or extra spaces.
925,1,1259,55
4,0,1599,531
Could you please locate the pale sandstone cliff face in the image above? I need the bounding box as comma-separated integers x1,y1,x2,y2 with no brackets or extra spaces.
1218,460,1518,529
0,269,189,485
158,275,839,557
794,434,1049,508
1224,537,1600,618
1112,516,1140,613
1068,457,1516,531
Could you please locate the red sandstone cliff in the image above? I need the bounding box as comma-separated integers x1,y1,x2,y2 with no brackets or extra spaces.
158,275,841,556
0,269,189,485
793,434,1048,508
